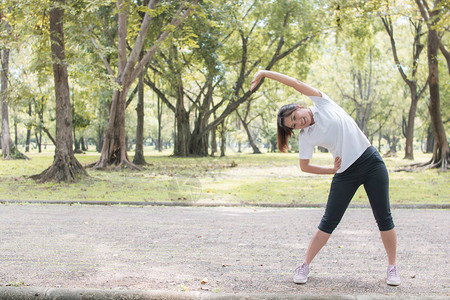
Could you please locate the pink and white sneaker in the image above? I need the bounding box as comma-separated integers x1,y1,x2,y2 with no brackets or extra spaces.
386,265,401,286
293,263,310,284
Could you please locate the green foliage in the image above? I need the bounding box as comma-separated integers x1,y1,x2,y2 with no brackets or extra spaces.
1,0,448,168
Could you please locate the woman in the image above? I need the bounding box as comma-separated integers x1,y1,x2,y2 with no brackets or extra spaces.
250,70,401,286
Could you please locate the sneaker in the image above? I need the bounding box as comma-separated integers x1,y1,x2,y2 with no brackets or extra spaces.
386,265,401,286
293,263,310,284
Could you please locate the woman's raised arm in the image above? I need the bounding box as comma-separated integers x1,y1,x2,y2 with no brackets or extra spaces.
251,70,321,97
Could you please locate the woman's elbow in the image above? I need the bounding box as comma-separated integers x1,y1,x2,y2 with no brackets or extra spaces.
300,166,311,173
299,160,310,172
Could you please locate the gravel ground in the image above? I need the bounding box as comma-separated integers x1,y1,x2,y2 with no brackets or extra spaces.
0,204,448,298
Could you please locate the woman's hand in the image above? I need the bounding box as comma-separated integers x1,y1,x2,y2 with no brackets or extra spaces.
250,70,266,91
333,156,342,173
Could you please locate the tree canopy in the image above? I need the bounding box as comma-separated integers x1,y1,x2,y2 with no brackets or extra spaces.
0,0,449,180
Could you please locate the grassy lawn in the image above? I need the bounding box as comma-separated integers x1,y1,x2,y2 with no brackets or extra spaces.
0,148,448,206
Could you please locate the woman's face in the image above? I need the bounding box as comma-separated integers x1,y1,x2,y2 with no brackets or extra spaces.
283,107,313,130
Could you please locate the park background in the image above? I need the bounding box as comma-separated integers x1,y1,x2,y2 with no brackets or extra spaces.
0,0,449,206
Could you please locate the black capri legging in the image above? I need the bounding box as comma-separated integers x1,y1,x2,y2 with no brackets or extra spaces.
318,146,395,234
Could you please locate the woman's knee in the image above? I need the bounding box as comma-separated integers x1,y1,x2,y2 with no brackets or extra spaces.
376,213,395,231
318,217,341,234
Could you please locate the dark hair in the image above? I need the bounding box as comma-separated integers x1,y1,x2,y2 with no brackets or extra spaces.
277,103,299,153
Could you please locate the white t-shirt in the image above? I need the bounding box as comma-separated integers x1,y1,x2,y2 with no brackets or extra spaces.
298,92,370,173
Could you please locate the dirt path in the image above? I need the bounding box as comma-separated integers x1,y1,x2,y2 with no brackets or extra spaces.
0,204,448,298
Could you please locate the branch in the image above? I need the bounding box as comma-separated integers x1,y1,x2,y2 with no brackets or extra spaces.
342,93,359,105
42,126,56,146
143,75,176,112
275,34,315,62
125,82,139,108
90,37,115,76
121,0,159,81
411,19,425,79
381,16,411,85
127,0,199,87
117,0,128,76
415,0,429,23
418,76,429,100
234,30,248,98
245,57,262,78
439,40,450,75
243,0,257,20
148,64,164,78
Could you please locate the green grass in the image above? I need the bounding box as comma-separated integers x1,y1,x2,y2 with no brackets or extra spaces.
0,148,448,206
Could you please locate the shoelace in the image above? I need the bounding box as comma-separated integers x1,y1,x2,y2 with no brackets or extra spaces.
388,266,398,277
295,264,308,276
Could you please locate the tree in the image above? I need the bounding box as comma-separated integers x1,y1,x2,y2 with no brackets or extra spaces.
0,7,26,159
381,13,428,160
146,0,319,156
31,0,87,182
1,37,13,158
414,0,449,170
133,67,147,165
90,0,198,169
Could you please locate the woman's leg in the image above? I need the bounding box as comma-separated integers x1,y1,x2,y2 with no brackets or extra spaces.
305,229,331,265
306,172,360,264
294,167,360,284
380,228,397,265
363,151,400,285
363,152,396,264
294,229,331,284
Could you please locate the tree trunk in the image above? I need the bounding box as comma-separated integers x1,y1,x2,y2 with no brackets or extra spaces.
210,125,217,156
13,119,17,147
381,16,427,160
25,129,31,152
96,124,104,153
390,136,398,156
31,0,86,182
174,107,191,156
35,99,44,152
173,77,191,156
408,0,450,171
91,0,195,167
237,112,261,154
35,129,41,153
1,48,12,159
73,125,82,153
189,109,210,157
26,103,32,152
220,121,226,157
1,48,26,159
404,89,419,160
157,94,162,152
93,89,138,169
133,71,147,165
424,15,449,170
80,137,87,151
425,124,434,153
189,128,209,156
91,0,138,169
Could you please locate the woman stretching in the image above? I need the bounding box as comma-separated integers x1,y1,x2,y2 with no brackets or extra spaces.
250,70,401,286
